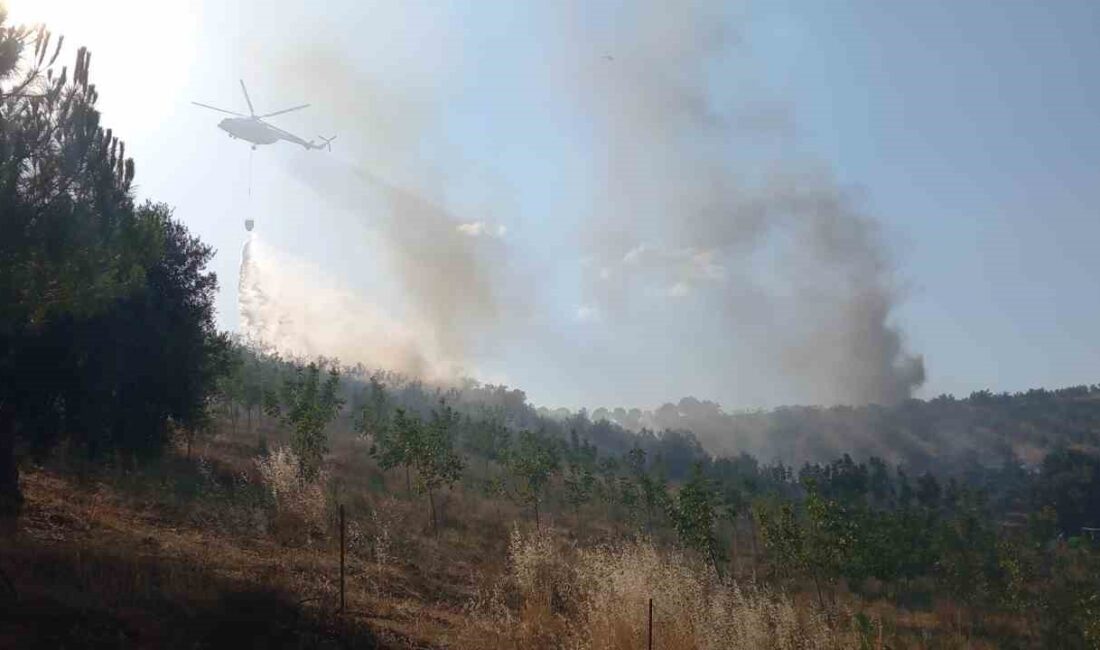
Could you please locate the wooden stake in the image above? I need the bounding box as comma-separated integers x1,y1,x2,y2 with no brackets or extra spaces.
339,503,346,613
648,597,653,650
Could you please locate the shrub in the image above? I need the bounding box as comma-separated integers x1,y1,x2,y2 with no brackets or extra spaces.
485,528,852,650
573,541,845,649
255,446,327,542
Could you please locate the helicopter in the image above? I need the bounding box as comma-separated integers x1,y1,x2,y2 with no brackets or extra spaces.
193,80,335,151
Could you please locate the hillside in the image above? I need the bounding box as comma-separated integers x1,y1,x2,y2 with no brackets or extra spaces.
330,358,1100,475
0,420,1012,649
591,385,1100,470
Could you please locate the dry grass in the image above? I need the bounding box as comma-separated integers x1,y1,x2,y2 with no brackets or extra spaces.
2,444,454,647
598,546,867,649
454,526,862,650
256,445,330,545
3,424,1010,649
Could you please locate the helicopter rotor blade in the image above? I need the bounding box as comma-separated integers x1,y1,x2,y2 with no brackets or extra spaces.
191,101,246,117
239,79,255,116
257,104,310,119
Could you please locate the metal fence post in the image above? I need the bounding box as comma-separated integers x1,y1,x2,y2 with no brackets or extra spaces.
648,597,653,650
339,503,346,613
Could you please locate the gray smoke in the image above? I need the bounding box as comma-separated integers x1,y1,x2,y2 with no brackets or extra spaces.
556,0,924,406
238,231,457,378
243,1,922,410
249,44,517,374
289,159,509,362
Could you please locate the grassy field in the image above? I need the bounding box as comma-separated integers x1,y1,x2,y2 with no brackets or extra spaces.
1,418,1024,649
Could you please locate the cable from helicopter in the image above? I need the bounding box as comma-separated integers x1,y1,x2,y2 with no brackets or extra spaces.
192,79,335,233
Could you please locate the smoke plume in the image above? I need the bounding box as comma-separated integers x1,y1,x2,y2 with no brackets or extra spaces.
273,47,516,372
238,232,458,379
233,40,517,377
557,0,924,406
241,1,922,411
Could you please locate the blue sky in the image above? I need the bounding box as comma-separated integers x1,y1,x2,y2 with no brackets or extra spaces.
10,0,1099,409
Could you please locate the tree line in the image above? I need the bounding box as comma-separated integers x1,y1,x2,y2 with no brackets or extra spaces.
214,341,1100,646
0,19,227,528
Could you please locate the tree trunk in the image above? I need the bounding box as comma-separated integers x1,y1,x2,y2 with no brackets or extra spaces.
405,465,411,497
534,499,540,531
427,487,437,536
749,517,759,583
0,402,22,537
812,571,826,611
731,524,739,578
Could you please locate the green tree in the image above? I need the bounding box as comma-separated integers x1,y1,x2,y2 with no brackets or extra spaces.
464,413,510,479
670,463,722,570
754,498,804,582
0,22,153,524
934,503,997,631
69,204,229,462
370,406,416,495
802,485,857,608
856,506,935,599
407,402,465,534
563,461,596,523
238,343,272,434
354,374,390,441
1035,448,1100,536
915,472,942,510
594,456,621,513
505,429,560,530
627,447,670,534
267,362,344,482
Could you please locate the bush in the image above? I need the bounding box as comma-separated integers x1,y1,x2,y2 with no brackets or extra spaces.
476,528,851,650
574,541,843,650
255,446,327,544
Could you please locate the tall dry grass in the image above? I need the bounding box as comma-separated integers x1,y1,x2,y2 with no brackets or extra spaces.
461,527,858,649
255,446,328,543
573,541,848,649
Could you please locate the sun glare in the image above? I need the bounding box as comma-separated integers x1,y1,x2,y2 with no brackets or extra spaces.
4,0,198,136
6,0,129,41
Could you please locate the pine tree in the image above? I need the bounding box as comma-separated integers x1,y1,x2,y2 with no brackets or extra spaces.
1,21,224,526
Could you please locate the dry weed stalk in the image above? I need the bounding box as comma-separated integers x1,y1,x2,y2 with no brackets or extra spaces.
255,446,327,532
480,528,854,650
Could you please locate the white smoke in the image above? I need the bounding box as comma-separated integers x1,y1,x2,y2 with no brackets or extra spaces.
238,232,459,379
